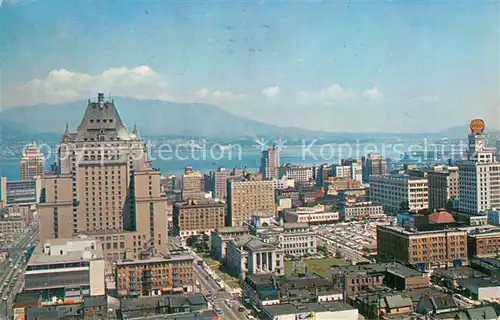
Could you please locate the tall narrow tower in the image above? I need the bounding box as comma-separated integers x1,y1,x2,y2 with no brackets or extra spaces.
21,141,45,180
260,145,280,179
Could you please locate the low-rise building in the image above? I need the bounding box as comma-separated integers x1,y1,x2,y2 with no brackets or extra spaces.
283,205,339,224
377,225,468,270
115,254,195,297
275,187,301,208
279,164,314,183
329,262,429,297
340,201,384,221
119,293,209,320
243,273,342,308
460,277,500,300
487,209,500,226
172,199,227,237
273,177,295,190
225,235,284,279
22,236,105,305
431,266,487,290
0,218,25,239
468,229,500,259
261,301,358,320
353,293,413,319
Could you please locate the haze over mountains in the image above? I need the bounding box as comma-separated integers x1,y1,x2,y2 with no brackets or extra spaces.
0,97,479,140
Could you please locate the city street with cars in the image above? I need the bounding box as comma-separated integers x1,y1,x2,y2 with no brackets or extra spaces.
0,226,39,319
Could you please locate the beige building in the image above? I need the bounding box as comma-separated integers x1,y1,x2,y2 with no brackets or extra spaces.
227,179,275,226
377,225,468,270
172,199,227,237
21,141,45,180
39,93,168,261
370,174,428,213
427,166,459,211
182,167,203,192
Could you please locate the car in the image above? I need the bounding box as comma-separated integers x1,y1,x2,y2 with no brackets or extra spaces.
2,296,7,301
213,307,223,315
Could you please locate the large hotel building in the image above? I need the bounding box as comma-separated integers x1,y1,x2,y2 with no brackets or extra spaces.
39,93,168,261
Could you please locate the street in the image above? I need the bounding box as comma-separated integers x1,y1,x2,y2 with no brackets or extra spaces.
193,264,246,320
0,226,39,320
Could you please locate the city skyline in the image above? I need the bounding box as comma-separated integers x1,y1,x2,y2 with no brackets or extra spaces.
1,1,498,133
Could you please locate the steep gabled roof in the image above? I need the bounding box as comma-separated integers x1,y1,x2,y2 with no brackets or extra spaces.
75,93,130,141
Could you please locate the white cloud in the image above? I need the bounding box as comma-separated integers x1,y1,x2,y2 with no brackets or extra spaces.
262,86,281,98
297,84,355,105
364,87,383,100
195,88,246,106
412,95,441,103
4,65,170,107
1,0,37,7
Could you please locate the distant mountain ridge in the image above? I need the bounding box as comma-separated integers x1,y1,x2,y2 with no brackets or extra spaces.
0,97,480,139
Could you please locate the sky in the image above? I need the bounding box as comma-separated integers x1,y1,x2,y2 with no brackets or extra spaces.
1,0,499,133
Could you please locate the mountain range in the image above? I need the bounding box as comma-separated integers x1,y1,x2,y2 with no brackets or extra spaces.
0,97,480,140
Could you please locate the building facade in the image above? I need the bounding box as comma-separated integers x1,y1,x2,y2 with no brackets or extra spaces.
181,167,203,192
362,154,388,183
23,237,105,304
278,165,314,183
377,225,468,270
370,174,428,213
1,177,41,206
38,93,168,261
340,201,384,221
283,205,339,224
21,141,45,180
332,160,363,183
172,199,227,237
260,145,280,179
458,119,500,214
227,179,275,226
115,254,195,297
468,230,500,259
427,166,459,211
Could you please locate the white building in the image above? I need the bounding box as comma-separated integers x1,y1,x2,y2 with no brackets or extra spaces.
225,234,285,279
332,161,363,183
261,301,358,320
283,205,339,224
23,236,105,304
340,201,384,221
279,165,314,182
458,120,500,214
370,174,428,213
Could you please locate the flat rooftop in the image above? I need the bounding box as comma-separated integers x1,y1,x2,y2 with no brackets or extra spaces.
331,262,423,278
28,238,103,265
263,301,354,316
116,254,194,266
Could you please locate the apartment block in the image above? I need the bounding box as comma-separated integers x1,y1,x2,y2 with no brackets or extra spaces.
115,254,195,297
22,237,105,304
172,199,227,237
38,93,168,261
21,141,45,180
377,225,468,270
370,174,428,213
227,179,275,226
427,166,459,211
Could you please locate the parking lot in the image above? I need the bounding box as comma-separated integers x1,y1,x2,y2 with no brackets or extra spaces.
317,217,395,264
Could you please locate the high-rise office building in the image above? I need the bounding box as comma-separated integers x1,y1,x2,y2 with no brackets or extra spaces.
227,179,275,226
362,154,388,183
427,166,459,211
182,166,203,192
38,93,168,261
370,174,428,213
457,119,500,214
260,145,280,179
21,141,45,180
